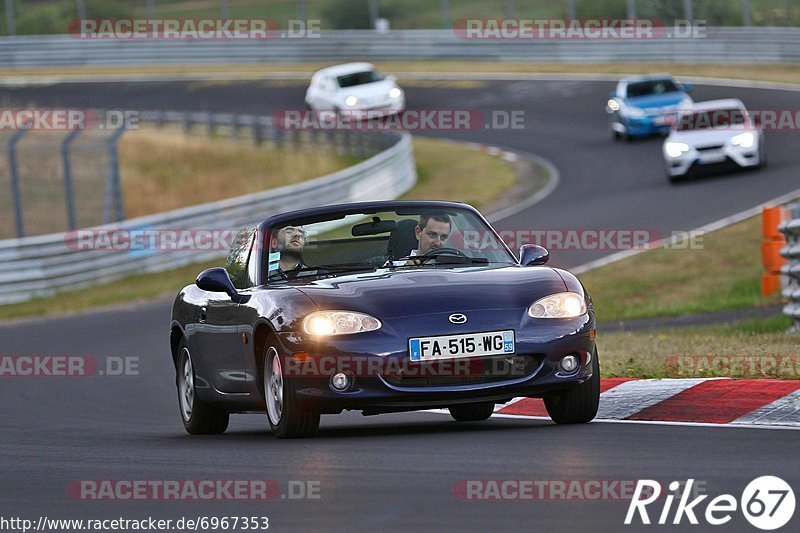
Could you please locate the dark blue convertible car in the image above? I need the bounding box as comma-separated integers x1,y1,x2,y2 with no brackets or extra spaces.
170,201,599,438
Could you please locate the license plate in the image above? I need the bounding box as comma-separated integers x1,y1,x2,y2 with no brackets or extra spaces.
698,152,726,164
408,330,515,362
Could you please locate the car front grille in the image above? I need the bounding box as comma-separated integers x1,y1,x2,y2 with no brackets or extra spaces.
380,354,543,388
696,144,724,152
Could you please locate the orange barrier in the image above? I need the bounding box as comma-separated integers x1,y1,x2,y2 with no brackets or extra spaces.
761,206,788,296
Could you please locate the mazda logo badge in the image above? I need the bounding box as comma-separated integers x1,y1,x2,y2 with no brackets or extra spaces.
449,313,467,324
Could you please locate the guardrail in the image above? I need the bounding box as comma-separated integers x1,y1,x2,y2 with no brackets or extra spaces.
0,28,799,66
780,203,800,331
0,125,416,304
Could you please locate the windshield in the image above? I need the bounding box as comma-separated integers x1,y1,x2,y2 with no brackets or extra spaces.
676,108,748,131
264,207,517,283
626,79,680,98
337,70,384,88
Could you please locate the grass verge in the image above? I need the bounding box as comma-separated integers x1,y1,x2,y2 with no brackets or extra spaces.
0,136,519,322
582,214,782,322
599,316,800,379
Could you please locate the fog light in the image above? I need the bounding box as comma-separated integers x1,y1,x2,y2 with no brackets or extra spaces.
559,355,579,373
330,372,351,391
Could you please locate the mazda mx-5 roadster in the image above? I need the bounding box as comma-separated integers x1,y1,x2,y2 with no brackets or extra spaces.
170,201,599,438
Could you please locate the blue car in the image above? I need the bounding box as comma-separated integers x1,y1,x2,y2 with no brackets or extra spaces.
170,201,598,438
606,74,693,140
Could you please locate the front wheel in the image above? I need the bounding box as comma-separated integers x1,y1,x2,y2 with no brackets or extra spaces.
176,340,229,434
544,349,600,424
449,402,495,422
263,345,320,438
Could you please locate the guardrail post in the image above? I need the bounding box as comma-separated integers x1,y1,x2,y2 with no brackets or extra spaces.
61,129,81,231
183,112,191,133
103,126,127,224
253,120,263,146
206,112,215,136
8,129,26,237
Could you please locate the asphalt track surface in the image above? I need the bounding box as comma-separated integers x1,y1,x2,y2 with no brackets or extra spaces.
1,79,800,532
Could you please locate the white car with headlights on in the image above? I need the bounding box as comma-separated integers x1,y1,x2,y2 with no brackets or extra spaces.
304,62,405,118
663,99,765,182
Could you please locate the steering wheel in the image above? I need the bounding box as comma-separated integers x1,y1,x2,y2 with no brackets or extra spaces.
420,247,469,259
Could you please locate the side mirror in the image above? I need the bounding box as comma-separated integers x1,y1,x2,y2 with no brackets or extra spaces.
683,82,694,93
519,244,549,266
196,268,245,302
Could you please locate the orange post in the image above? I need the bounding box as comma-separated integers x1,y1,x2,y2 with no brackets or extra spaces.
761,206,788,296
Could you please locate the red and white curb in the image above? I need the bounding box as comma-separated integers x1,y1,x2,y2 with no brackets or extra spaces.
492,378,800,429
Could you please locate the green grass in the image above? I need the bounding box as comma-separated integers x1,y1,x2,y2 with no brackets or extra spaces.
599,316,800,379
581,215,782,323
0,136,520,322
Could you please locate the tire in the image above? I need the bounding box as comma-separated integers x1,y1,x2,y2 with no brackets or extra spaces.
176,340,229,434
263,345,320,438
544,348,600,424
448,401,495,422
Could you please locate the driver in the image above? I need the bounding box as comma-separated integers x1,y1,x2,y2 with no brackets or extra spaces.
268,225,307,279
391,213,451,266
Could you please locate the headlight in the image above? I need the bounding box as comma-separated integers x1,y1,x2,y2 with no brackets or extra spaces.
731,132,755,148
665,141,690,158
528,292,587,319
389,87,402,99
625,106,646,119
303,311,381,336
344,95,358,107
607,99,620,112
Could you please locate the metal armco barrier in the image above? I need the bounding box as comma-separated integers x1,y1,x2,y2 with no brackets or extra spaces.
0,131,416,304
0,28,799,66
779,203,800,331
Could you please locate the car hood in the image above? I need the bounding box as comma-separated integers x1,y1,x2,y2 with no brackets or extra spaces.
292,265,569,319
668,128,754,146
627,92,688,110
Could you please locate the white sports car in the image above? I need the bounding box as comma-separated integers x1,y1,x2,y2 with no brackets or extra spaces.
304,62,405,118
663,98,766,181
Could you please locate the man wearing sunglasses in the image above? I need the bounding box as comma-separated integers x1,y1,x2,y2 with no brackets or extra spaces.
269,225,308,279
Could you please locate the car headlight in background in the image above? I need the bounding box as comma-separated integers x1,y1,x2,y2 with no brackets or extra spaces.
625,106,647,119
303,311,382,336
731,132,755,148
344,95,358,107
389,87,402,99
606,99,620,112
665,141,691,158
528,292,587,319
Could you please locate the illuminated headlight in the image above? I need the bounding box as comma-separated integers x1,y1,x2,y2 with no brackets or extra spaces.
528,292,587,319
625,106,646,119
731,132,755,148
303,311,381,336
665,141,690,158
389,87,402,99
344,95,358,107
607,99,620,112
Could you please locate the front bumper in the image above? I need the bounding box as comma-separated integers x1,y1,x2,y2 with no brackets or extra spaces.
664,142,761,177
274,317,596,414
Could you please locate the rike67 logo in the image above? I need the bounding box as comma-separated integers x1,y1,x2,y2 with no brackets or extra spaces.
625,477,795,530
